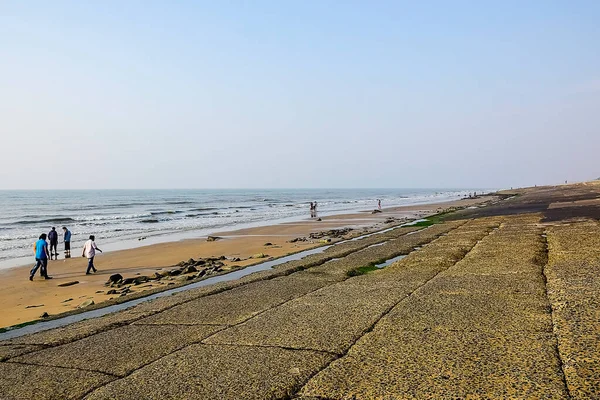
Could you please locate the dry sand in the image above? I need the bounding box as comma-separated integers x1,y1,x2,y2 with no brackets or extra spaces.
0,197,491,328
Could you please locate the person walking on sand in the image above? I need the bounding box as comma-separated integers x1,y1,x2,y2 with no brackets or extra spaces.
30,234,52,280
62,226,72,258
82,235,102,275
378,199,381,210
48,227,59,260
309,202,315,218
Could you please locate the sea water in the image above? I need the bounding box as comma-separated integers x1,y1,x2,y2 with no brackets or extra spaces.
0,188,486,269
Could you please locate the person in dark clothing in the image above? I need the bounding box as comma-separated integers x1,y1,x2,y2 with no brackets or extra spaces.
62,226,72,258
30,234,52,280
48,227,59,260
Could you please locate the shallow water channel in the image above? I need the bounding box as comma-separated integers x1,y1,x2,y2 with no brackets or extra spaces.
0,221,421,340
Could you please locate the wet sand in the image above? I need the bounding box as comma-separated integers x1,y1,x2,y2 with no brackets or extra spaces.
0,196,492,328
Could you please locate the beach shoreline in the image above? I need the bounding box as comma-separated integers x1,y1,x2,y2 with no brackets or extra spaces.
0,189,490,270
0,195,495,329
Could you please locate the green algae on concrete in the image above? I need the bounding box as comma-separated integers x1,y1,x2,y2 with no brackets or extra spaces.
85,344,335,400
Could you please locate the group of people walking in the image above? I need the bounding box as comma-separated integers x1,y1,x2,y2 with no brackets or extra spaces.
29,227,102,281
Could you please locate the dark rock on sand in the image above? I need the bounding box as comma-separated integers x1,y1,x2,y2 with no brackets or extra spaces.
121,277,136,285
372,209,382,214
58,281,79,287
40,312,49,319
107,274,123,284
183,265,197,274
264,242,273,246
106,289,117,295
26,304,44,309
169,269,182,276
206,236,221,242
133,276,149,285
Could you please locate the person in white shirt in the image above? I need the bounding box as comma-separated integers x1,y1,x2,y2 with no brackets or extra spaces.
82,235,102,275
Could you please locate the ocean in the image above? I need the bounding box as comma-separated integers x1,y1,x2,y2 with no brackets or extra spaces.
0,188,486,269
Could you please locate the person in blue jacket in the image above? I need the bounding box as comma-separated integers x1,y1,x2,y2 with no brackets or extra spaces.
30,234,52,280
62,226,72,258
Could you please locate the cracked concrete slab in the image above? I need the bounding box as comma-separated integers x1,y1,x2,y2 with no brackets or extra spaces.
205,277,415,354
381,291,552,333
0,344,43,361
11,324,222,377
85,344,335,400
3,309,148,346
301,330,567,399
0,362,114,400
419,271,547,295
135,272,331,326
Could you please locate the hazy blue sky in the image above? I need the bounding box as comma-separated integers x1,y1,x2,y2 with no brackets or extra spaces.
1,1,599,189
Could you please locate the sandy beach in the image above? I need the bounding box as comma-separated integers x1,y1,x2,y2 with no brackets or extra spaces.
0,196,491,329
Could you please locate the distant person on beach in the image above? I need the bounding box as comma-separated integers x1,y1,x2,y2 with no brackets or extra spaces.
309,202,315,218
62,226,71,258
30,234,51,280
48,227,58,260
378,199,381,210
82,235,102,275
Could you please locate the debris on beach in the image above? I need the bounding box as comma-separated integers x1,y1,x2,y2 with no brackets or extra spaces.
39,312,49,319
78,300,95,308
103,255,230,292
57,281,79,287
252,253,268,259
289,228,353,244
206,236,221,242
25,304,44,309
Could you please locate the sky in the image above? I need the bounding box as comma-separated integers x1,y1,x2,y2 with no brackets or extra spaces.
1,1,599,190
